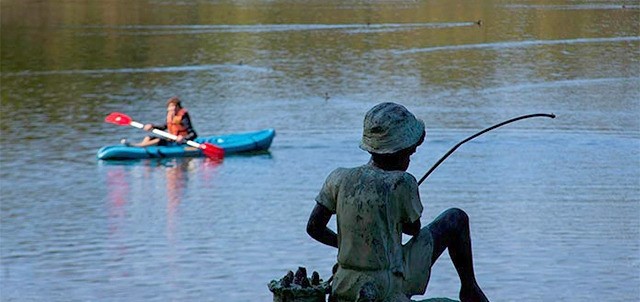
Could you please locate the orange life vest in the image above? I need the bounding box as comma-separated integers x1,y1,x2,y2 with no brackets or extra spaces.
167,108,189,136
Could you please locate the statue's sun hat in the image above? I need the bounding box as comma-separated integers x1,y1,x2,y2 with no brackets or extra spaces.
360,102,425,154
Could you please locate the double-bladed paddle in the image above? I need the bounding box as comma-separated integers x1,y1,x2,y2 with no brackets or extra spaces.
105,112,224,161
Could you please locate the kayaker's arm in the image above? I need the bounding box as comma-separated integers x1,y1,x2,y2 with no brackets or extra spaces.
143,123,167,131
306,203,338,248
142,115,196,144
180,112,198,141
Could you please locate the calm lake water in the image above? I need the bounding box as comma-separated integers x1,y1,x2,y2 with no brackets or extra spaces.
1,0,639,301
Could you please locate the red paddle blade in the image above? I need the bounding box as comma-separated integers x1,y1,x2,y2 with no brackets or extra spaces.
105,112,132,126
200,143,225,161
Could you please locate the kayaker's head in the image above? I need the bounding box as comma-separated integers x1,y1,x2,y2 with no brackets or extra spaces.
166,96,183,114
360,102,425,171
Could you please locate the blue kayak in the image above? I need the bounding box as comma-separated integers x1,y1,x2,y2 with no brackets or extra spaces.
97,128,275,160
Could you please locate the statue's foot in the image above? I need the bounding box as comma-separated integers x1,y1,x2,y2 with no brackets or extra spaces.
459,283,489,302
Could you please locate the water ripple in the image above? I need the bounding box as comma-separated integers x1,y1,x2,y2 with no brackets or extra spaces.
474,77,639,95
0,64,272,77
72,22,477,35
504,4,639,10
392,36,640,54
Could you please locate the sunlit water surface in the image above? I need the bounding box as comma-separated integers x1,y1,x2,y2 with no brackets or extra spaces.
1,1,638,301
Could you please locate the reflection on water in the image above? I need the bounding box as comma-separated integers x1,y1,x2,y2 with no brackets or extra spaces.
1,0,638,301
98,158,226,300
165,161,186,243
105,158,222,245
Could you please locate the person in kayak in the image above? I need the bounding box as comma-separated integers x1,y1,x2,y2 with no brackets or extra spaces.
122,96,198,147
306,102,489,302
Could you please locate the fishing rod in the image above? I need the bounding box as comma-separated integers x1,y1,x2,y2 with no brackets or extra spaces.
417,113,555,186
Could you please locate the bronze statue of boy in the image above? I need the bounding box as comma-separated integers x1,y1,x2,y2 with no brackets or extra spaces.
307,102,489,302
